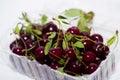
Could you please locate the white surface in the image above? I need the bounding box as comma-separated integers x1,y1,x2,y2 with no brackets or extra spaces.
0,0,120,80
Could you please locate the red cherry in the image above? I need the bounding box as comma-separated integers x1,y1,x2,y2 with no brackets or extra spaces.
67,26,80,35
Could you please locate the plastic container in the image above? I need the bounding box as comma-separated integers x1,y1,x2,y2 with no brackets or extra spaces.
0,11,117,80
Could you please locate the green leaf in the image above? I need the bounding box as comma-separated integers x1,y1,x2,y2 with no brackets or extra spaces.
58,15,67,19
14,25,20,34
41,14,48,24
58,59,65,65
64,8,81,17
62,40,67,50
21,12,32,24
107,35,117,46
32,29,42,35
26,25,32,33
44,40,52,55
65,34,73,41
48,32,56,39
77,11,90,32
57,67,64,72
73,41,84,48
84,11,94,23
62,21,70,24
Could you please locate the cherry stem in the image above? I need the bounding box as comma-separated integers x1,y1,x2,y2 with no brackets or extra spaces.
20,37,28,56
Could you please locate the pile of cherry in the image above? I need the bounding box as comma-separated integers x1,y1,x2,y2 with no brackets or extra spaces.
10,22,109,76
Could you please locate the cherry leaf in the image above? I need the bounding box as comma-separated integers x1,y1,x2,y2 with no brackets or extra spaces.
48,32,56,39
14,25,20,34
44,40,52,55
26,25,32,33
73,41,84,48
58,59,65,65
64,8,81,17
107,35,117,47
41,14,48,24
77,11,90,32
62,40,67,50
58,15,67,19
65,33,73,41
57,67,64,72
32,29,42,35
62,21,70,25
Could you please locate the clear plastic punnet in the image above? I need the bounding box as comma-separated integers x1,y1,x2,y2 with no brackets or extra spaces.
0,11,117,80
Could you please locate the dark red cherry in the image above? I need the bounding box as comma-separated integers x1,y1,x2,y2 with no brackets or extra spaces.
84,63,98,74
10,40,17,50
49,47,63,61
102,46,110,56
80,32,90,37
67,26,80,35
43,22,58,33
91,34,103,42
92,42,104,57
20,34,31,42
10,39,23,50
26,39,36,49
64,48,76,61
36,58,46,64
35,46,45,60
50,62,61,69
12,47,25,56
83,40,94,51
69,60,83,74
83,51,96,64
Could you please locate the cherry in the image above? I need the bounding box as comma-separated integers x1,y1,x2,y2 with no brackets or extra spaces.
20,34,31,42
12,47,25,56
64,48,76,61
83,51,96,64
10,40,17,50
91,34,103,42
80,32,90,37
49,47,63,61
26,39,36,49
43,22,58,33
67,26,80,35
102,46,110,56
50,62,61,69
35,46,45,60
95,58,102,66
69,60,83,74
10,39,23,50
83,40,94,51
40,39,49,46
92,42,104,57
36,58,46,64
84,63,98,74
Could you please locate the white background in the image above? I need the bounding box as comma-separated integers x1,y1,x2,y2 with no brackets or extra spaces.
0,0,120,80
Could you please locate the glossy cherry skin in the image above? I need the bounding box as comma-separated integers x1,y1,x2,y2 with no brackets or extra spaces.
50,62,61,69
64,48,76,61
83,40,94,51
12,47,25,56
43,22,58,33
69,60,83,74
67,26,80,35
49,47,63,61
91,34,103,42
80,32,90,37
84,63,98,74
20,34,31,42
92,42,104,57
26,39,36,49
35,46,45,60
83,51,96,64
